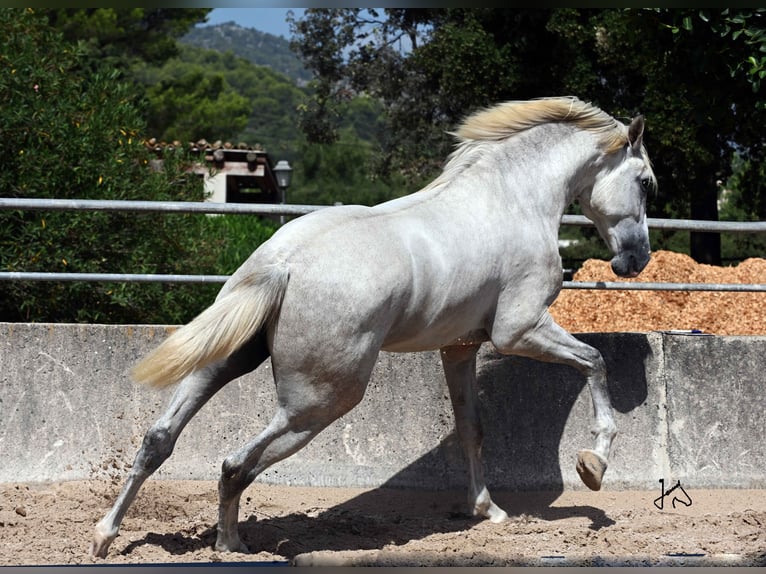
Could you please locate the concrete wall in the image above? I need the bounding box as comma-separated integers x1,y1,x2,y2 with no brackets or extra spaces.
1,323,764,491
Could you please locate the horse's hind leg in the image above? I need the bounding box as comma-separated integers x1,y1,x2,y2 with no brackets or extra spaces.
440,344,508,523
90,340,267,558
214,408,319,553
214,368,371,553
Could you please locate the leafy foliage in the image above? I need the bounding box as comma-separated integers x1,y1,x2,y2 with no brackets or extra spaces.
2,9,392,323
135,45,307,158
44,8,211,69
180,46,306,158
134,51,252,145
667,9,766,98
136,34,405,208
0,8,226,323
287,131,414,209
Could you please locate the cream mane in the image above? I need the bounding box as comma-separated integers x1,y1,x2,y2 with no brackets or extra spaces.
420,97,628,194
455,96,627,154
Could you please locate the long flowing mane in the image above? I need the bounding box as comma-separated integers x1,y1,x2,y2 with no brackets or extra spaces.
455,96,627,153
421,96,627,194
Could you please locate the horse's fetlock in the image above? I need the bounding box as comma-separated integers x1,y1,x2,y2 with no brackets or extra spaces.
591,421,617,438
584,352,606,377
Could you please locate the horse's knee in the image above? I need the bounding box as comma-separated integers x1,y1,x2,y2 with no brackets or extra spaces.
582,348,607,377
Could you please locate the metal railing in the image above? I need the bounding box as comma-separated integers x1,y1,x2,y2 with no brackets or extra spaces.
2,197,765,292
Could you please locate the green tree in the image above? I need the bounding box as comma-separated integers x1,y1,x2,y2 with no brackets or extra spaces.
719,154,766,263
44,8,211,69
137,60,251,144
290,9,583,179
0,8,224,323
134,41,403,208
287,128,412,208
145,45,307,156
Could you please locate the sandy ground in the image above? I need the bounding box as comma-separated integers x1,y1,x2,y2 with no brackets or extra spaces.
0,480,764,567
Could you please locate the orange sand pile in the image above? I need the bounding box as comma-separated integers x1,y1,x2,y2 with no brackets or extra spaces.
550,250,766,335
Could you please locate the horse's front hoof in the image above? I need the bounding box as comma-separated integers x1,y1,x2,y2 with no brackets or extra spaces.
576,449,608,491
90,539,109,559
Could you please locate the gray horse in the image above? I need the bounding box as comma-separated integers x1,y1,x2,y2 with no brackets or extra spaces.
92,96,654,557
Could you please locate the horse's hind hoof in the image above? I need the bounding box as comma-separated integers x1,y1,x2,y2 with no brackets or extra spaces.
214,537,251,554
90,535,113,559
91,522,118,558
576,449,608,491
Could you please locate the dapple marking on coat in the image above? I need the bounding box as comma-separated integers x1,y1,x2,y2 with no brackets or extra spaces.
91,96,654,557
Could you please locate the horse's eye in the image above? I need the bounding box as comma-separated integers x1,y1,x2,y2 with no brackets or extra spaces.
640,178,653,193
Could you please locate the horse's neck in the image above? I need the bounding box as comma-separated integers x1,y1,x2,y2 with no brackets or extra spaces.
400,124,601,232
445,125,602,224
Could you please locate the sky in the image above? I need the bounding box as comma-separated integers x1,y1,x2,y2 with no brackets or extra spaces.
201,8,306,39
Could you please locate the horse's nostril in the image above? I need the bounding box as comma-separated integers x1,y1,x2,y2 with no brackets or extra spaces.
611,252,645,278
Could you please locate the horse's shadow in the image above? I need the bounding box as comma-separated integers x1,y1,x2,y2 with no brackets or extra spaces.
123,334,649,561
121,485,616,560
234,485,618,560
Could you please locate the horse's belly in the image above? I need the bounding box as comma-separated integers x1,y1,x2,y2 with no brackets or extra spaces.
381,336,460,353
380,309,490,353
381,332,446,353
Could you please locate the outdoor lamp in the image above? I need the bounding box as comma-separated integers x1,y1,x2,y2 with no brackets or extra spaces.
273,160,293,225
273,160,293,190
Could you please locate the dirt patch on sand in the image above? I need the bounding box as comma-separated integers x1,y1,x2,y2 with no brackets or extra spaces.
1,480,764,566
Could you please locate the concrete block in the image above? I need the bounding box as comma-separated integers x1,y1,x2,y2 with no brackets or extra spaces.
663,334,766,488
0,323,173,482
2,323,764,492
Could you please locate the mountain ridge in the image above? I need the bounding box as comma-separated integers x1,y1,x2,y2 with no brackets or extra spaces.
180,21,312,86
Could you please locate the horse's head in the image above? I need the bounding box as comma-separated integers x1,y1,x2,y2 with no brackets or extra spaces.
579,115,654,278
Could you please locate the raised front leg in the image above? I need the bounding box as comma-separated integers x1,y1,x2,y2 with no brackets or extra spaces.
491,311,617,491
440,344,508,523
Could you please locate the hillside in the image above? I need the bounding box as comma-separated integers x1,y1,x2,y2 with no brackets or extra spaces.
180,21,312,86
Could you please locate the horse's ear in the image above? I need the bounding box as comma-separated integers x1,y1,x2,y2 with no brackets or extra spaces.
628,115,645,152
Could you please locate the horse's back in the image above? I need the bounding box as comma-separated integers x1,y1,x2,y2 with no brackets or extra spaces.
233,183,553,361
240,197,474,347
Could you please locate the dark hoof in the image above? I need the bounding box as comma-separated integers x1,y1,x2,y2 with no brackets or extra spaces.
576,449,608,491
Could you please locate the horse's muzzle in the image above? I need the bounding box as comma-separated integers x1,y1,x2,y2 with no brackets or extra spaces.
610,249,650,278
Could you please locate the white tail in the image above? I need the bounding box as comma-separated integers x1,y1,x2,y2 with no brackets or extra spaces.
132,264,289,388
